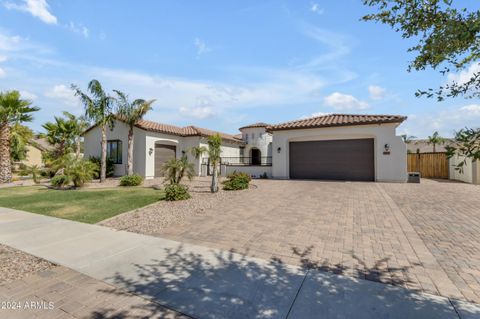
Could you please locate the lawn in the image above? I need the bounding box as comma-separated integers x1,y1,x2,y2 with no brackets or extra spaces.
0,186,164,224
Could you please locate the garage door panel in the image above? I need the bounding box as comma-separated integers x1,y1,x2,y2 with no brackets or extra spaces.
289,139,374,181
155,144,176,177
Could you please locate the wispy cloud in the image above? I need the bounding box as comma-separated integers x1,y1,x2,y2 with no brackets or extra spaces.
193,38,212,57
44,84,79,106
368,85,386,100
323,92,369,110
310,2,324,15
67,22,89,38
4,0,57,24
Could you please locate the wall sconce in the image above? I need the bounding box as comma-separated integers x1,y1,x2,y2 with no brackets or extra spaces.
149,148,153,156
383,144,390,155
277,147,282,154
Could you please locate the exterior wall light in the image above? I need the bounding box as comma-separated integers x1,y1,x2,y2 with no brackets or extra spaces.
383,144,391,155
277,147,281,154
149,147,153,156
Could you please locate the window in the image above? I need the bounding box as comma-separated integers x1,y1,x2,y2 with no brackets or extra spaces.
107,140,122,164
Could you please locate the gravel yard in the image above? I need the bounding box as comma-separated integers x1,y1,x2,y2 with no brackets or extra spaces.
0,244,55,284
100,177,255,235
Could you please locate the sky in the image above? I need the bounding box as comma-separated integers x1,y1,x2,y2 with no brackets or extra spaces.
0,0,479,138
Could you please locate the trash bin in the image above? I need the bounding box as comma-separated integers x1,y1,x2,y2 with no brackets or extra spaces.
408,172,421,183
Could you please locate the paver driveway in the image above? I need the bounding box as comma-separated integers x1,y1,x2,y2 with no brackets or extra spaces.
158,179,480,303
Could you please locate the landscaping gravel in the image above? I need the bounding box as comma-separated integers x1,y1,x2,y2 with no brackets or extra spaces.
0,244,55,284
100,177,255,235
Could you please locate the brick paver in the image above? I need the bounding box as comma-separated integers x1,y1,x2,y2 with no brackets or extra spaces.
381,179,480,303
0,266,189,318
157,179,478,303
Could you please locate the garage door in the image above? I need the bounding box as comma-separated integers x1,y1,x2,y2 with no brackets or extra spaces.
289,139,374,181
155,144,176,177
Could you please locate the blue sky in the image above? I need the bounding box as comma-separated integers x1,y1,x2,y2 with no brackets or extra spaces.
0,0,479,138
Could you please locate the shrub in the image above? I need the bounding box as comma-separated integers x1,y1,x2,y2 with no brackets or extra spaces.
120,174,144,186
51,175,71,188
222,171,251,191
164,183,191,201
66,159,97,188
88,156,114,179
19,164,42,184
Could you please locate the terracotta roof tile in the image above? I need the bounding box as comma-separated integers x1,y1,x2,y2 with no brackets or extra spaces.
239,122,270,130
267,114,407,131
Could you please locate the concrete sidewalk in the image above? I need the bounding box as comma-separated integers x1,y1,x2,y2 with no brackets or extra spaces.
0,208,478,319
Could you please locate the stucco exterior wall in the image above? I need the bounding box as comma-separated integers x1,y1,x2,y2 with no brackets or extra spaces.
224,165,272,178
271,123,407,182
449,155,479,184
240,127,273,159
22,145,43,167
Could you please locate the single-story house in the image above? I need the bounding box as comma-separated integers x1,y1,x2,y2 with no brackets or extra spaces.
83,113,408,182
14,137,53,168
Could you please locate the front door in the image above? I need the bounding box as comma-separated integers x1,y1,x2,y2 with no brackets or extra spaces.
251,148,261,165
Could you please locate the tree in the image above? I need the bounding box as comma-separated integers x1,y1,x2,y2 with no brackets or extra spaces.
161,155,195,185
427,131,445,153
446,128,480,172
0,91,39,183
401,134,417,144
42,115,77,157
362,1,480,100
114,90,155,175
10,123,33,162
188,137,222,192
62,112,89,158
72,80,114,183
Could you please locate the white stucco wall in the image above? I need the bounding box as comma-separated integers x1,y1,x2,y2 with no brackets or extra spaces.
83,120,146,176
224,165,272,178
240,127,273,159
449,155,479,184
271,123,407,182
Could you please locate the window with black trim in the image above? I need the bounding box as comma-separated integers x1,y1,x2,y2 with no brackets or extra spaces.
107,140,122,164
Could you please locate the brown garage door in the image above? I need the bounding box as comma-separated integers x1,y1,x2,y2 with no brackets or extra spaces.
289,139,374,181
155,144,176,177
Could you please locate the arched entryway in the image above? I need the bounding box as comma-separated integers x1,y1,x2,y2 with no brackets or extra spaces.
250,148,261,165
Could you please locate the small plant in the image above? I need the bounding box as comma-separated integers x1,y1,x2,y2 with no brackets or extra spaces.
66,159,97,188
260,172,268,179
19,164,42,184
222,171,251,191
161,156,195,185
120,174,144,186
51,175,71,188
164,183,191,201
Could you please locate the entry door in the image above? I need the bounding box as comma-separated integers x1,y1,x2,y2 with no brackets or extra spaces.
289,139,374,181
154,144,176,177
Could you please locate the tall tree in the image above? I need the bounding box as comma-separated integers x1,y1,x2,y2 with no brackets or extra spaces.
362,1,480,100
446,128,480,172
10,123,34,162
427,131,445,153
0,90,39,183
72,80,114,183
42,115,77,157
401,134,417,144
207,134,222,193
114,90,155,175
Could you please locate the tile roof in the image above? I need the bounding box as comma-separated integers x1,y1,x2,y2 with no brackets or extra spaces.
267,114,407,131
84,119,243,143
239,122,270,130
29,137,54,151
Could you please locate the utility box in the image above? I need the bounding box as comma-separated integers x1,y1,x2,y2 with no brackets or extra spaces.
408,172,421,183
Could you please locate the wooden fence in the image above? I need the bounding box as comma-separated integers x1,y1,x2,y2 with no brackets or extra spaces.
407,152,449,179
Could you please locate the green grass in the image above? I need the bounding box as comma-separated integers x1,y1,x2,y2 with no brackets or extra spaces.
0,186,164,224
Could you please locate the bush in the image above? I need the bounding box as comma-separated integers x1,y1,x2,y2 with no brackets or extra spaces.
51,175,71,188
222,171,251,191
164,183,191,201
119,174,144,186
66,159,97,188
88,156,115,179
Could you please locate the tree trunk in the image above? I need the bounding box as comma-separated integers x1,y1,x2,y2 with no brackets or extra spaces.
0,123,12,184
100,125,107,183
127,127,134,175
433,144,436,153
210,163,218,193
75,137,81,158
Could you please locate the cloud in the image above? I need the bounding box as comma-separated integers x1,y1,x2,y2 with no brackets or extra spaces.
368,85,386,100
19,90,37,100
0,67,5,78
194,38,212,57
323,92,369,110
0,55,7,63
44,84,78,106
310,3,324,15
447,62,480,85
4,0,57,24
67,22,89,38
179,106,216,119
302,111,331,119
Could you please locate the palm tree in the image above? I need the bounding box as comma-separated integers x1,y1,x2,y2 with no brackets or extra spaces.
10,123,34,162
207,134,222,193
62,112,89,158
161,155,195,185
42,115,77,157
401,134,417,144
72,80,114,183
427,131,445,153
114,90,155,175
0,91,39,183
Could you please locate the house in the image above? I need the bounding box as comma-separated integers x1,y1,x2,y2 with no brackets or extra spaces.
406,139,453,153
16,137,53,168
83,113,408,182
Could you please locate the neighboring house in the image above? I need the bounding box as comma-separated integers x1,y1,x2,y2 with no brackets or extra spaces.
83,113,408,182
17,137,52,167
406,139,453,153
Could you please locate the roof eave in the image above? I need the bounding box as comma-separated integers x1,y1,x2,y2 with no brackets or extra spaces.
266,118,407,133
